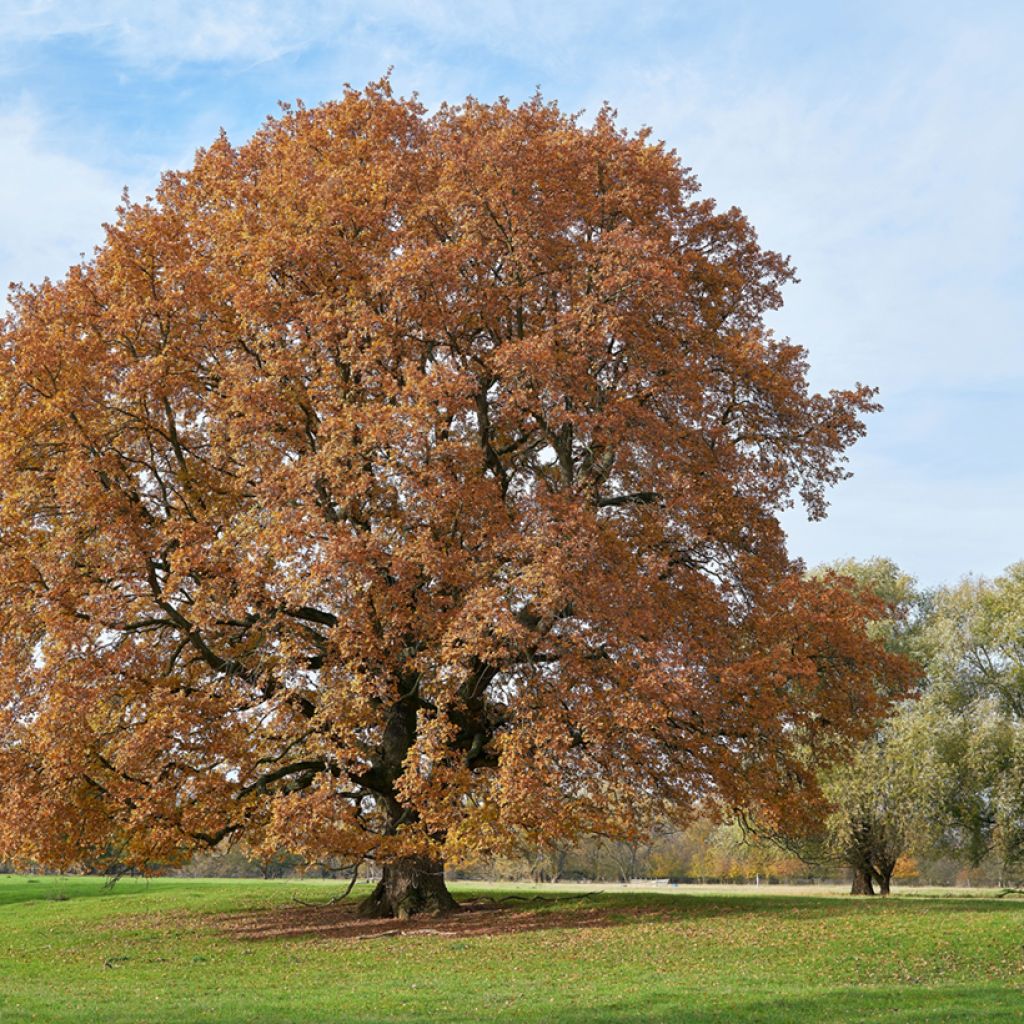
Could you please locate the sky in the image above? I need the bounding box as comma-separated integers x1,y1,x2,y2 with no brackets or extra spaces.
1,0,1021,588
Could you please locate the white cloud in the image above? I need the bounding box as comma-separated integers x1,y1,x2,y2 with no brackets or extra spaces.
1,1,309,65
590,17,1024,399
0,102,123,295
0,1,622,71
784,461,1024,586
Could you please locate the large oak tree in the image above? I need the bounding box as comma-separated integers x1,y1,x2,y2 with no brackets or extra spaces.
0,82,909,916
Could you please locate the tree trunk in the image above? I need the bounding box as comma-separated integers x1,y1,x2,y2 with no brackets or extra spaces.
356,687,460,919
360,854,459,919
876,871,891,896
850,866,876,895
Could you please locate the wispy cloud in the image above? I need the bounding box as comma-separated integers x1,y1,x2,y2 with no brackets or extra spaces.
2,1,318,66
1,1,641,71
590,8,1024,391
0,100,123,292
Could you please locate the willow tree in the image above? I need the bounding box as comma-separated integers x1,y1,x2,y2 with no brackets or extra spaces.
0,82,908,917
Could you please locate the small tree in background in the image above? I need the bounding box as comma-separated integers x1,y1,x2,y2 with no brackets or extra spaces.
761,559,1024,894
909,567,1024,880
821,716,936,894
739,559,929,894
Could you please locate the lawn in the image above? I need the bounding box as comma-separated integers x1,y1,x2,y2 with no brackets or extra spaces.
1,875,1023,1023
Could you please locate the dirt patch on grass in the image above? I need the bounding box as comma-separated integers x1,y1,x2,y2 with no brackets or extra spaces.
214,898,663,942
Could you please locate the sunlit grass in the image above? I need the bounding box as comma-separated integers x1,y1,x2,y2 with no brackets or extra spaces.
2,874,1023,1022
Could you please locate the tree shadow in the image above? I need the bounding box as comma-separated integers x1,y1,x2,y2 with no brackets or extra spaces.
211,886,1024,943
215,897,623,942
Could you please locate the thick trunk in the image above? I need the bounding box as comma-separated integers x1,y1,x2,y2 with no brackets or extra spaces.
850,865,876,895
360,854,459,919
876,870,892,896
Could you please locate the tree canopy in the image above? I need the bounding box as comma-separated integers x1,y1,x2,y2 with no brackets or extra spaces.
0,82,908,915
910,567,1024,873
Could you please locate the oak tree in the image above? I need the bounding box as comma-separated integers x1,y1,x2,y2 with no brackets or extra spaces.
0,82,909,916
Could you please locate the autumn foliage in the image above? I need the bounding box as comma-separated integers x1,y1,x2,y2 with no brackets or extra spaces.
0,82,909,915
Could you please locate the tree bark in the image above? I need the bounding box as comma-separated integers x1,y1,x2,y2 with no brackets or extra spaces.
850,865,876,895
360,854,459,919
876,870,892,896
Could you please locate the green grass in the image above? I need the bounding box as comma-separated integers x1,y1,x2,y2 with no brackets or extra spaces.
1,875,1023,1022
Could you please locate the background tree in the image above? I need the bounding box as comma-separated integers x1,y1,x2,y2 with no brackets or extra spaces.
906,568,1024,878
762,559,1024,894
0,82,908,917
815,559,932,894
742,559,930,894
824,565,1024,891
820,714,938,894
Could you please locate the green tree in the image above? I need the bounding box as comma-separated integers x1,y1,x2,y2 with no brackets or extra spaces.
817,559,932,893
818,561,1024,893
908,567,1024,877
770,559,933,894
821,711,939,894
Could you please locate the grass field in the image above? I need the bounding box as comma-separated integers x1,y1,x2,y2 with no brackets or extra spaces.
2,875,1023,1023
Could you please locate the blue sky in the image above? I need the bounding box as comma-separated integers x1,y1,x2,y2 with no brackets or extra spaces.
2,1,1021,587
